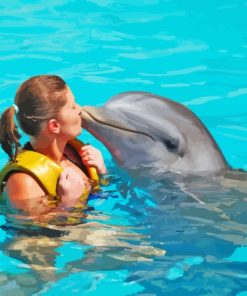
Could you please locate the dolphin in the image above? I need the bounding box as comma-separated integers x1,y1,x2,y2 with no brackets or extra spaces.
81,92,228,177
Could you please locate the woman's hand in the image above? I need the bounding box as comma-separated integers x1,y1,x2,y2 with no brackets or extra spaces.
57,167,85,208
79,145,107,174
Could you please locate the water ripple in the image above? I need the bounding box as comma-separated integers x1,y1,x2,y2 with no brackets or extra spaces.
217,125,247,132
91,29,135,41
227,88,247,98
184,96,222,106
161,81,206,88
53,63,124,80
217,132,247,142
139,65,207,77
165,66,208,76
119,41,208,59
0,54,62,62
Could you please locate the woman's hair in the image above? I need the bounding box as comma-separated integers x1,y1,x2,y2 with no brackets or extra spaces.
0,75,68,160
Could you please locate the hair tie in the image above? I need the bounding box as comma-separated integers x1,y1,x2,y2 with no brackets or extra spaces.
12,104,19,114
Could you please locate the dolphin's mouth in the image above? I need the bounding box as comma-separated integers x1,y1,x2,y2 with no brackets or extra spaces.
82,108,155,142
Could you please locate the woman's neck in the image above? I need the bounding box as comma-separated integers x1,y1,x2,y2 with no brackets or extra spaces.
30,136,68,164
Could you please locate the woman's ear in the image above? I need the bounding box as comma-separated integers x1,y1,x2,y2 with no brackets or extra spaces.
47,119,60,134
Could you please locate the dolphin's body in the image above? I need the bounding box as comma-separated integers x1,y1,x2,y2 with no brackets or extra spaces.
81,92,228,177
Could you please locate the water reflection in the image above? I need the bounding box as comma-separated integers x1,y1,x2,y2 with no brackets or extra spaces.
0,167,246,294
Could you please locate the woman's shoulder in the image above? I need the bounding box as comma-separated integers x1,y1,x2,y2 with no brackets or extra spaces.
5,172,45,203
7,172,41,187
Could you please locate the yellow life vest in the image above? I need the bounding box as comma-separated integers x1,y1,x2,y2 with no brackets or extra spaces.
0,138,99,204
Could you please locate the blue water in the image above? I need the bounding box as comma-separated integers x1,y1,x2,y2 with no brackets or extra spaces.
0,0,247,295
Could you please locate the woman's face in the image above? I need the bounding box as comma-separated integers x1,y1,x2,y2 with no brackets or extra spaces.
56,87,82,140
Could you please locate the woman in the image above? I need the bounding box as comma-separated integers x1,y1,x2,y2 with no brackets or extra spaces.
0,75,106,216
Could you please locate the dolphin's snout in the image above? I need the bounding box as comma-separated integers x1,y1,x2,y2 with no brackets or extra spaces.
80,106,99,127
81,106,103,121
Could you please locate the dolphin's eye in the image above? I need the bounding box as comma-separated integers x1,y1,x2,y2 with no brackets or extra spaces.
163,138,179,152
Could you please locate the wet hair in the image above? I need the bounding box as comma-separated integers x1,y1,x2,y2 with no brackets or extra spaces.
0,75,68,160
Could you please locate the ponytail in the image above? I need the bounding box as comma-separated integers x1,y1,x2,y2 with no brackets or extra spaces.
0,75,67,160
0,106,21,161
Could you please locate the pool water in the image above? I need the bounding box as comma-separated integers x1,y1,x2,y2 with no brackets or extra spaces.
0,0,247,295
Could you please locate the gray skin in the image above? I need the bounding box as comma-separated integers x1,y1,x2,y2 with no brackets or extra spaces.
81,92,228,177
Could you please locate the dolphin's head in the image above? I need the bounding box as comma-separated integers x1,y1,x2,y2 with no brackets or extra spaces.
81,92,227,175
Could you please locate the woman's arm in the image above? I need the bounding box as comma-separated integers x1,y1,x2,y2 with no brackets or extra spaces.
4,167,86,215
4,172,53,215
